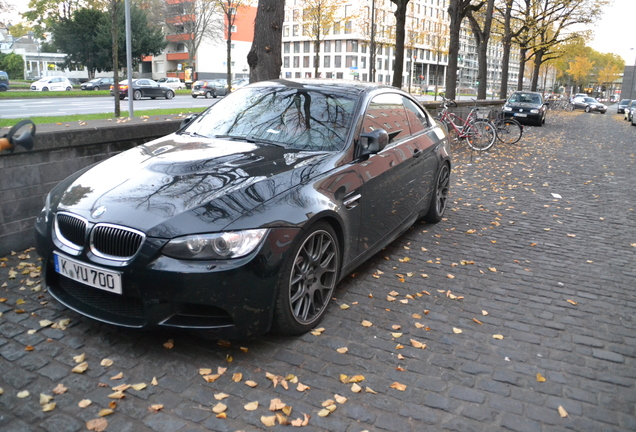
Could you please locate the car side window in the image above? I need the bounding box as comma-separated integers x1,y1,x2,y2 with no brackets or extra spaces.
362,93,410,144
402,97,429,135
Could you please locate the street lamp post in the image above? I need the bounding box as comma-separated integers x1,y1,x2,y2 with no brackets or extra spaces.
630,48,636,100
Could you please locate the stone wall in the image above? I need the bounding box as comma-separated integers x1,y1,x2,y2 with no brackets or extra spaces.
0,121,181,256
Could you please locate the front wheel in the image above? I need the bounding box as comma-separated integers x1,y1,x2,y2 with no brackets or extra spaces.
65,86,72,91
585,106,590,113
464,120,496,151
133,90,142,100
495,119,523,144
423,163,450,223
273,222,340,335
165,90,174,100
192,95,197,98
205,91,211,99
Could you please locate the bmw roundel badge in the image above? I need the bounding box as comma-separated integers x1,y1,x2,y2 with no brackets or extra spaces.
91,206,107,218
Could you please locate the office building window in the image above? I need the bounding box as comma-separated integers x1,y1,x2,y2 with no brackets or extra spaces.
324,41,331,52
284,42,290,53
283,56,290,68
335,40,342,52
346,40,358,52
303,56,310,68
335,56,342,68
304,41,311,53
294,41,300,53
324,56,331,68
293,56,299,68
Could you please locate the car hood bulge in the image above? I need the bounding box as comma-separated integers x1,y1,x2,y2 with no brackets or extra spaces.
52,134,333,237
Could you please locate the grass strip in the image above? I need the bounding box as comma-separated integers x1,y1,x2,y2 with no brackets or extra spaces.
0,107,206,128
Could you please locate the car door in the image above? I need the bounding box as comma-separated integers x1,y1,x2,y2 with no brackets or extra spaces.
349,92,429,258
51,77,62,91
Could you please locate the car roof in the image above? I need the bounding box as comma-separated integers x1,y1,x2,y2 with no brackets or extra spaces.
250,79,396,97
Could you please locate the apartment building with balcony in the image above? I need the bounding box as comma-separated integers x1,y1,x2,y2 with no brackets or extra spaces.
145,0,257,82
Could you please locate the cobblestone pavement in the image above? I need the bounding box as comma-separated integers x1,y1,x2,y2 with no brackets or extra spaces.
1,109,635,432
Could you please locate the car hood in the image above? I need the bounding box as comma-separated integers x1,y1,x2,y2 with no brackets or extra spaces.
52,134,335,238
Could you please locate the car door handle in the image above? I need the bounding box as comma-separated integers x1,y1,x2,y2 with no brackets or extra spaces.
413,148,423,158
343,193,361,209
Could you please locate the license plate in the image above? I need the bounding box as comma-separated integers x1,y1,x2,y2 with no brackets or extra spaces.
514,113,527,117
54,253,122,294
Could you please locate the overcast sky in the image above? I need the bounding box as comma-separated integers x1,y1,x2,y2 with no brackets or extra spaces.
4,0,636,65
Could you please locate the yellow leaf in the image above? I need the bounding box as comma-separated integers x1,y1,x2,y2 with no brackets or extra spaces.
336,347,348,354
40,394,54,405
391,332,403,338
86,418,108,432
98,408,114,417
213,402,227,413
365,387,377,394
558,406,568,417
339,374,349,383
453,327,463,334
399,299,409,304
348,375,365,383
217,366,227,374
482,310,489,316
361,320,373,327
232,372,243,382
310,327,325,336
334,394,347,404
73,353,85,363
214,393,229,400
447,274,455,279
493,334,504,340
261,415,277,426
536,373,546,383
78,399,92,408
131,383,146,391
566,299,578,305
108,401,117,410
17,390,30,398
412,313,422,319
390,382,407,391
108,391,125,399
52,383,67,395
72,362,88,374
110,372,123,380
473,318,483,325
317,409,331,417
282,406,293,416
163,339,174,349
321,399,335,407
203,374,220,383
415,322,425,329
244,401,259,411
386,295,396,302
100,359,113,367
340,303,350,309
296,382,310,391
240,346,249,353
39,319,53,327
351,383,362,393
151,377,158,386
410,339,426,349
466,229,476,234
245,380,258,388
269,398,286,411
216,412,227,419
111,384,130,392
42,402,56,412
198,368,212,375
148,404,164,413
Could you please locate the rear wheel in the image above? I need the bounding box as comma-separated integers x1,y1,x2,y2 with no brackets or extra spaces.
192,95,197,98
94,86,100,91
424,163,450,223
273,222,340,335
585,106,591,113
165,90,174,100
464,120,496,151
65,86,72,91
133,90,142,100
205,91,211,99
42,87,49,91
495,119,523,144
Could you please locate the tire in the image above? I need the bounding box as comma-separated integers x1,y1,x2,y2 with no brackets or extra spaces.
495,119,523,144
585,106,590,113
133,90,142,100
424,162,450,223
205,91,211,99
165,90,174,100
42,87,49,91
65,86,72,91
464,119,496,151
192,95,197,98
94,86,100,91
272,222,340,335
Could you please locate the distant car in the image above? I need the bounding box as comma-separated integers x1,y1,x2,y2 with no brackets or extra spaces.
572,97,607,114
573,93,587,99
624,100,636,121
502,91,548,126
156,77,184,90
190,80,227,99
110,79,175,100
231,78,249,92
617,99,631,114
81,77,115,91
31,76,73,91
0,70,9,91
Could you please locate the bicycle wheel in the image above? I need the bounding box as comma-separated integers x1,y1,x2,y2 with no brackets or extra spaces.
495,118,523,144
464,120,496,151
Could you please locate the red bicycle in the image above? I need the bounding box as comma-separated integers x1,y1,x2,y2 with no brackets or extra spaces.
436,98,496,151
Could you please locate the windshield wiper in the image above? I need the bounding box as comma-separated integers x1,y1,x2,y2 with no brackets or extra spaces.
213,135,285,147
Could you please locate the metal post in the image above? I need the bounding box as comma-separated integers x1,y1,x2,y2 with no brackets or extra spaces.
369,0,376,83
125,0,134,117
630,48,636,100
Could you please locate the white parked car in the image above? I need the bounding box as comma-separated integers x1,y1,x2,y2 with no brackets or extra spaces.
156,77,184,90
30,76,73,91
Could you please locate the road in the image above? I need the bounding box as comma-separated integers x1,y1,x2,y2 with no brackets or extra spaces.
0,94,218,119
1,109,635,431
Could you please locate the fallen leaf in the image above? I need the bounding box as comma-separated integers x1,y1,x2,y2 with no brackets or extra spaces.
108,391,125,399
73,353,85,363
131,383,146,391
391,332,403,338
269,398,286,411
453,327,463,334
42,402,56,412
365,387,377,394
472,318,483,325
108,401,117,409
25,345,34,351
217,366,227,374
40,394,54,405
447,274,455,279
100,359,113,367
52,383,67,395
336,347,348,354
163,339,174,349
148,404,163,413
482,310,489,316
334,394,347,404
261,415,277,426
348,375,365,383
536,373,546,383
244,401,259,411
245,380,258,388
412,313,422,319
216,412,227,419
386,295,396,302
232,372,243,382
203,374,221,383
72,362,88,374
86,418,108,432
17,390,29,398
558,406,568,417
291,413,310,426
410,339,426,349
78,399,92,408
340,304,350,310
98,408,114,417
489,267,497,272
414,322,425,329
198,368,212,375
213,402,227,413
390,382,407,391
151,377,158,386
110,372,123,380
317,409,331,417
361,320,373,327
493,334,504,340
296,382,310,391
566,299,578,305
351,383,362,393
214,393,229,400
310,327,325,336
39,319,53,327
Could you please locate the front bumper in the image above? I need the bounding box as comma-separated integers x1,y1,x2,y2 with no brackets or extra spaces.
35,213,301,338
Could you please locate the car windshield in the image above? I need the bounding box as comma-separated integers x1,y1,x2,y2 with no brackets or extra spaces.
584,98,597,103
509,93,541,104
184,85,358,152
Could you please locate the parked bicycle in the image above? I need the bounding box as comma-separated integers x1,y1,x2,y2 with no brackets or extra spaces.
437,97,496,152
549,98,573,111
493,111,523,144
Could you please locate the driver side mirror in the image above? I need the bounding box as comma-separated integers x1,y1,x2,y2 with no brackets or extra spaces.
358,129,389,157
0,119,36,152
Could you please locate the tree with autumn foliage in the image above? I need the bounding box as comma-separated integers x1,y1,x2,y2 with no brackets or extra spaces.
297,0,340,78
567,56,595,93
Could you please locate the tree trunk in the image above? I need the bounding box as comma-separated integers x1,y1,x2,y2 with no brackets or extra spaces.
391,0,409,89
247,0,284,83
314,40,320,78
531,50,543,91
499,0,513,99
111,0,120,117
467,0,494,100
517,46,527,91
445,0,464,100
226,18,233,90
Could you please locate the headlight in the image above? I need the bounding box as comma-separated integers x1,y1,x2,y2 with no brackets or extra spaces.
530,109,539,113
503,106,512,112
162,229,268,260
